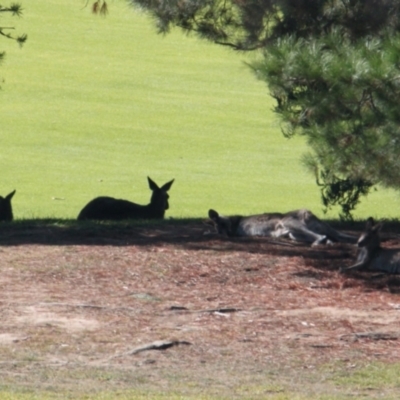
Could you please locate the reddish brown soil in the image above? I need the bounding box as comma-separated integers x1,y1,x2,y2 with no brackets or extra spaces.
1,220,400,396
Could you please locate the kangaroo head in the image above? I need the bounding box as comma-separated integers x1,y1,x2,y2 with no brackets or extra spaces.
208,209,233,236
148,177,174,212
357,217,382,250
0,190,16,221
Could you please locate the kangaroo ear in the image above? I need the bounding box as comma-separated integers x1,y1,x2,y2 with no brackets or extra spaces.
365,217,375,230
208,209,219,221
147,177,159,191
161,179,174,191
6,190,16,201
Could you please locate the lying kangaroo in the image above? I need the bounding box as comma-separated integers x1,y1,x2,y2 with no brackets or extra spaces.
208,208,357,246
341,217,400,274
78,177,174,221
0,190,16,221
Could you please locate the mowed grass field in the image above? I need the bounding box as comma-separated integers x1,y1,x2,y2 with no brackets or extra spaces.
0,0,399,220
2,4,400,400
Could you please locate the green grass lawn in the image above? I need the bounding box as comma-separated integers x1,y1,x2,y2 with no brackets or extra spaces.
1,4,400,395
0,0,399,220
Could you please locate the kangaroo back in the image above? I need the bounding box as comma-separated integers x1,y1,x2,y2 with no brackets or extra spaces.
78,177,174,221
208,207,353,246
209,209,289,237
0,190,16,221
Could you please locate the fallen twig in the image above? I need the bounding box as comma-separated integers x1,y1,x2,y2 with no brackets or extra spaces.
340,331,399,341
310,344,333,348
169,306,241,314
110,340,192,359
37,302,137,313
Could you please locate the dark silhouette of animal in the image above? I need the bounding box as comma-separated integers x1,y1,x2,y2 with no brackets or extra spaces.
78,177,174,221
208,208,357,246
341,217,400,274
0,190,16,221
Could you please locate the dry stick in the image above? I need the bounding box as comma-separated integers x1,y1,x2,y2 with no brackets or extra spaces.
39,303,241,314
340,332,399,341
9,302,243,315
110,340,192,359
37,302,137,313
169,306,241,314
8,302,271,316
193,307,240,314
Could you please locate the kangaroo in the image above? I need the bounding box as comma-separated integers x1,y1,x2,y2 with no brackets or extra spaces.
341,218,400,274
208,208,357,246
0,190,16,221
78,177,174,221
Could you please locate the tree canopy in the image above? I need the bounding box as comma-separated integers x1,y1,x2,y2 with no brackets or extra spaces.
128,0,400,218
0,4,27,65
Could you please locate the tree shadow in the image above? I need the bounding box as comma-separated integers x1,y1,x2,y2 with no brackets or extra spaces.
0,218,362,281
0,218,361,251
0,218,210,247
2,218,400,291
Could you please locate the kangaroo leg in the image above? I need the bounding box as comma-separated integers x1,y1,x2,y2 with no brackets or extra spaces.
287,231,328,246
282,218,328,246
340,262,366,273
298,210,357,244
340,247,370,273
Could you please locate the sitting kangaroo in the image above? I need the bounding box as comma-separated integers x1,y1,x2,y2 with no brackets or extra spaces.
341,217,400,274
0,190,16,221
208,208,357,246
78,177,174,221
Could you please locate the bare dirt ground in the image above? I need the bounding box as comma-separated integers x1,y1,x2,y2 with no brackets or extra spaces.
1,219,400,398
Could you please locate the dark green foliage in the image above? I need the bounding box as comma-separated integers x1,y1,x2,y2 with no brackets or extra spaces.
0,4,27,46
253,31,400,181
316,169,373,220
0,3,27,69
128,0,399,50
127,0,400,217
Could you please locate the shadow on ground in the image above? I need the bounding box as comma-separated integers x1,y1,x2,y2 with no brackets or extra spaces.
1,218,400,280
2,218,400,291
1,217,400,248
